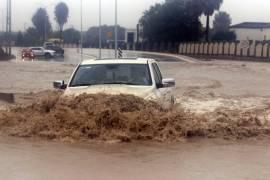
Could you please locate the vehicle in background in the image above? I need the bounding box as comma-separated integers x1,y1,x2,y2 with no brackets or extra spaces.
43,42,54,47
53,58,176,107
44,42,64,56
21,48,35,61
30,47,56,59
46,38,63,44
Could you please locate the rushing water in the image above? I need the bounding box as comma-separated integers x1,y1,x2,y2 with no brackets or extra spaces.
0,137,270,180
4,47,270,180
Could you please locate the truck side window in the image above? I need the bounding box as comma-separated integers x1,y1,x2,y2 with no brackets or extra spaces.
153,63,163,81
151,64,162,87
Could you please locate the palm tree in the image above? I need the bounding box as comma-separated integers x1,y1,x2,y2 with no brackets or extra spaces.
202,0,223,41
54,2,69,42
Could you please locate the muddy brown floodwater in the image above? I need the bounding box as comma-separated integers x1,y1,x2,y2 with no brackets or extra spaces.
1,93,270,142
1,137,270,180
1,48,270,179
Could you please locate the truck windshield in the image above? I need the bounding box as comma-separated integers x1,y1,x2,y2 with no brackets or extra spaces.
70,64,152,87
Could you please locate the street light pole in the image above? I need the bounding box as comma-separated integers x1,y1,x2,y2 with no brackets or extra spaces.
114,0,118,58
5,0,8,53
1,10,4,32
9,0,11,55
5,0,11,55
80,0,83,61
99,0,102,59
44,16,46,42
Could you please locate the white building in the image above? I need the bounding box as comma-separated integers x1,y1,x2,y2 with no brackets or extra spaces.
230,22,270,41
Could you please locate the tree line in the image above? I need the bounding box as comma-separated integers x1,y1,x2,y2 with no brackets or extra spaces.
2,0,235,50
14,2,126,48
15,2,69,46
140,0,236,43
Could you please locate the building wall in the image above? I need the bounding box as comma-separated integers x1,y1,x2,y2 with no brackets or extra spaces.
125,29,138,43
231,28,270,41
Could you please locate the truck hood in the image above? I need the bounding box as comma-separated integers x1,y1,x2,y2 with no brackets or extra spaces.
64,85,156,99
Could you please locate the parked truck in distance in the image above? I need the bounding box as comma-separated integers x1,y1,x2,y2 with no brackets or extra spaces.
30,47,56,59
44,42,64,57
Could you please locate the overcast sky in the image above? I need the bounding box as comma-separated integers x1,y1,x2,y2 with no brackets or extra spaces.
0,0,270,31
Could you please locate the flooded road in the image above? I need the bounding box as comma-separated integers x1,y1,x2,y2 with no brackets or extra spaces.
1,48,270,180
1,137,270,180
3,48,270,113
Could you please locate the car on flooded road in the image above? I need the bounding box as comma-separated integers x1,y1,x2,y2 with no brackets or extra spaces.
53,58,176,106
21,48,35,60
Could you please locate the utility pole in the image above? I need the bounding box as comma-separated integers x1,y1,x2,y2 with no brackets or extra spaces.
114,0,118,58
99,0,102,59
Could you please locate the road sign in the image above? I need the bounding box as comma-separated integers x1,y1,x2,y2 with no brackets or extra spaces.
107,31,113,39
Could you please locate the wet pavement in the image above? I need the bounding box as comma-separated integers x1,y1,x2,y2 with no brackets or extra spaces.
1,137,270,180
13,47,187,64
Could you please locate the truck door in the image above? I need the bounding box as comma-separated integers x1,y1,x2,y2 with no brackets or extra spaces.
32,48,43,56
152,63,173,106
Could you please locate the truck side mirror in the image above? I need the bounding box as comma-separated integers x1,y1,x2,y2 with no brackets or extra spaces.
53,80,67,90
156,83,164,89
162,78,175,88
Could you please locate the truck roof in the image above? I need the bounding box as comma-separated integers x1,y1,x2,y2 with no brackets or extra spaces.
80,58,157,65
30,47,43,49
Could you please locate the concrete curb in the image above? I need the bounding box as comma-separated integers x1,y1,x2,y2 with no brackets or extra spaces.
125,50,197,63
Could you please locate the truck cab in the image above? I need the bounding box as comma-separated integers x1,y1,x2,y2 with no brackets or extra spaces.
54,58,176,106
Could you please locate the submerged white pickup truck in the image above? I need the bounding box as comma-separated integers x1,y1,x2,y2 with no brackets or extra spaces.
53,58,176,106
30,47,56,59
